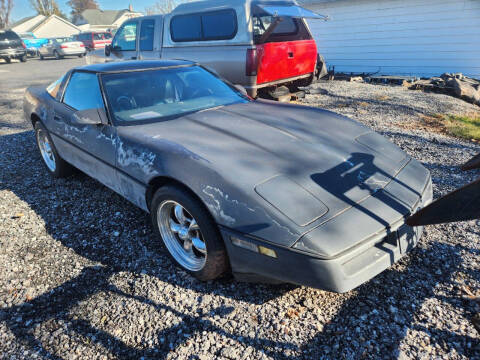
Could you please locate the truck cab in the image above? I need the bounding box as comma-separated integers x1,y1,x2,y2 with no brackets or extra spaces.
90,0,326,97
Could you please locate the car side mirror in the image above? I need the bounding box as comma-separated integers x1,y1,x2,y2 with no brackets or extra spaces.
105,44,111,56
72,108,108,125
234,84,248,96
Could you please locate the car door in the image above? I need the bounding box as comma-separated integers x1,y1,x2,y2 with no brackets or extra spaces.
51,71,119,191
108,21,139,61
42,39,54,56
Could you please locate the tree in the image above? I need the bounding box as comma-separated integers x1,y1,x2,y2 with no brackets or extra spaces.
0,0,13,29
29,0,66,18
145,0,192,15
67,0,98,23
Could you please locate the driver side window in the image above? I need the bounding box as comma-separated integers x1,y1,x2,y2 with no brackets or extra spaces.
112,22,137,51
63,72,104,111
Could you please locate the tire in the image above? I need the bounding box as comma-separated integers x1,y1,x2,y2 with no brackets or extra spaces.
151,185,229,281
20,55,27,62
5,58,11,64
39,54,44,60
78,53,84,58
34,122,74,178
54,51,62,60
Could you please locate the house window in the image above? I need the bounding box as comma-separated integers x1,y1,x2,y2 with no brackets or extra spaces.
170,9,237,42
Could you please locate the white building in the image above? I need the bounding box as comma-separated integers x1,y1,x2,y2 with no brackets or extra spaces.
300,0,480,78
11,15,81,38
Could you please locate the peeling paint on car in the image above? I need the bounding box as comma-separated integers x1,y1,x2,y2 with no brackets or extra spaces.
117,140,157,178
202,186,236,225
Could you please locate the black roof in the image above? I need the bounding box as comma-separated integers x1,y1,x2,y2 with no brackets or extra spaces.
78,60,196,73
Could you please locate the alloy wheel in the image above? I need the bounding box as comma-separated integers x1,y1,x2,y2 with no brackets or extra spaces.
36,128,56,172
157,200,207,271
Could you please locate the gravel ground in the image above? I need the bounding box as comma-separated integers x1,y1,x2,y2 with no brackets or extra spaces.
0,59,479,359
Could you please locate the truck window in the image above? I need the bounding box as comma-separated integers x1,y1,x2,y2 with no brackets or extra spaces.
171,9,237,42
252,13,311,44
140,19,155,51
201,10,237,40
171,14,202,42
112,22,137,51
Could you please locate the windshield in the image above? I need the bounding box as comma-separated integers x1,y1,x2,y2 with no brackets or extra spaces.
101,66,249,125
20,33,35,39
55,37,73,43
0,30,19,41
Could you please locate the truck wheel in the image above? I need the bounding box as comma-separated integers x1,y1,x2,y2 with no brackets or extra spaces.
151,185,229,281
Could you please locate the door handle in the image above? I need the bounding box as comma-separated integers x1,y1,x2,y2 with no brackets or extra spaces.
288,52,294,59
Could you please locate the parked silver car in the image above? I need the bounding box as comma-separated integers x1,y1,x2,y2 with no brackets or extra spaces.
39,37,86,60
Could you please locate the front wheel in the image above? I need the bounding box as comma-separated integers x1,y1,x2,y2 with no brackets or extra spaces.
151,185,229,281
34,122,73,178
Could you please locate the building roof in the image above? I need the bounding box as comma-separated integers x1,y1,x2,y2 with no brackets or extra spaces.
10,15,45,32
11,15,79,33
10,15,39,29
80,60,195,73
79,9,139,26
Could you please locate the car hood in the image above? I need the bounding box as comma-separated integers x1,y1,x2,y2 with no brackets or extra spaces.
121,100,410,231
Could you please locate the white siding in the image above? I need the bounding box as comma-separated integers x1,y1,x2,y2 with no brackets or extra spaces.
304,0,480,78
33,17,80,38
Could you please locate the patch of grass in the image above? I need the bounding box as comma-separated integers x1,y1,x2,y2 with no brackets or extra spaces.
443,114,480,142
376,95,391,101
420,113,480,142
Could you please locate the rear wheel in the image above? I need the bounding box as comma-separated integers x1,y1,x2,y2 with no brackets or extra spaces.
34,122,73,178
151,185,229,281
54,50,62,60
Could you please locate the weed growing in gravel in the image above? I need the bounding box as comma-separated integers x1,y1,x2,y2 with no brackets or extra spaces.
442,114,480,142
418,113,480,142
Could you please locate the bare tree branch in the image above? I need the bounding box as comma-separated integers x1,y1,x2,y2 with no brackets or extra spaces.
0,0,14,29
29,0,66,18
145,0,192,15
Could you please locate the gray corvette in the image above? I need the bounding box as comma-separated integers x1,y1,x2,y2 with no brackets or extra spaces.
23,60,432,292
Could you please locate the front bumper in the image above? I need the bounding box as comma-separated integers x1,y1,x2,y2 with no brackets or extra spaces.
222,163,433,293
223,223,424,292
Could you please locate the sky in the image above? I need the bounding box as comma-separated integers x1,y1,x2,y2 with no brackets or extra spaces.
11,0,154,22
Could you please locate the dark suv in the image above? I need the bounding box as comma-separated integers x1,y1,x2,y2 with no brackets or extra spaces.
0,30,27,63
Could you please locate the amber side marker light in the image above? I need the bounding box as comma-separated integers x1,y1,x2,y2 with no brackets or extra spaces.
231,237,277,258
